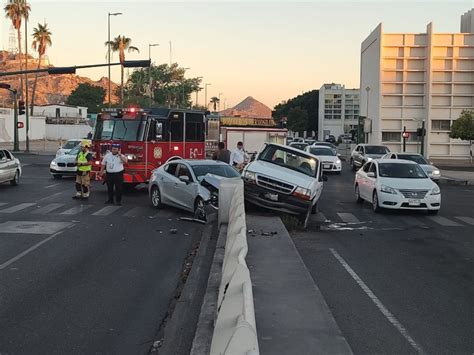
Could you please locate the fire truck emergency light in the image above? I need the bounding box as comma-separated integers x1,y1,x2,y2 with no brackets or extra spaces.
173,146,179,151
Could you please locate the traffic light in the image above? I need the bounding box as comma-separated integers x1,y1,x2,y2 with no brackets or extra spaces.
416,128,426,137
18,100,25,115
17,122,24,128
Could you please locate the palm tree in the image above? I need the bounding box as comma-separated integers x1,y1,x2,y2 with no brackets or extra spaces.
105,35,139,106
210,96,220,111
4,0,31,99
30,23,52,114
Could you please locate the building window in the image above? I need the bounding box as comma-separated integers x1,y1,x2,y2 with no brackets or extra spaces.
382,132,401,142
431,120,451,131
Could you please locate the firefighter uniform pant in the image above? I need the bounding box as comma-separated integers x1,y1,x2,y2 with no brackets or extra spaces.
75,171,91,194
105,171,124,203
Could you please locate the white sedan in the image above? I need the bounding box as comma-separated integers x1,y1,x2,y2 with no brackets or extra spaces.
0,149,21,185
306,145,342,174
55,139,82,157
354,159,441,214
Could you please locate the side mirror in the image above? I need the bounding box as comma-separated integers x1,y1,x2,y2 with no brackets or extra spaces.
179,175,190,183
337,153,341,157
367,172,375,178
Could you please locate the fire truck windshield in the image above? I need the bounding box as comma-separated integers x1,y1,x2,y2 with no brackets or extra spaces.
94,120,143,141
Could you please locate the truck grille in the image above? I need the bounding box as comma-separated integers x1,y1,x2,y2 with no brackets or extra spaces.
398,189,429,199
256,175,295,194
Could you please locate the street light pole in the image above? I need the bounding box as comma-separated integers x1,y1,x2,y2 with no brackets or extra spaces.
25,17,29,152
148,43,159,107
365,86,370,144
182,67,190,107
205,83,211,110
218,92,223,112
108,12,122,108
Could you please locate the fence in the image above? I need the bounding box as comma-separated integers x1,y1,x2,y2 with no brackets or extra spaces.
210,179,259,355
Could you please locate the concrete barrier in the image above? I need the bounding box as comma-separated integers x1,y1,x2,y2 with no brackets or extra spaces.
211,179,259,355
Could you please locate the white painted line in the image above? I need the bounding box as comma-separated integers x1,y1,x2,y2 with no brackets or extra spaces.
0,203,7,207
45,183,60,189
454,216,474,226
427,215,463,227
60,205,92,215
330,248,426,354
0,203,36,213
400,216,427,228
92,205,122,216
37,191,66,203
32,203,64,215
0,224,74,271
337,212,360,224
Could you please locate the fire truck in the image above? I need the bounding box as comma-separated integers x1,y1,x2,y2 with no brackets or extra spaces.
91,107,210,184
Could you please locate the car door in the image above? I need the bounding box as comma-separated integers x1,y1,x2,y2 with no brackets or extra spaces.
358,162,372,199
0,150,7,183
3,150,17,180
174,163,198,211
160,162,179,205
355,146,363,166
366,162,378,197
314,161,324,202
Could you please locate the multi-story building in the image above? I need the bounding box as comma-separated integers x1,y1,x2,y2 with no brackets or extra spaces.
360,16,474,160
318,83,360,141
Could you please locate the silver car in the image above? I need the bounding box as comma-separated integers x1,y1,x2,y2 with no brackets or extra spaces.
382,152,441,182
50,145,80,179
0,149,21,185
148,159,241,220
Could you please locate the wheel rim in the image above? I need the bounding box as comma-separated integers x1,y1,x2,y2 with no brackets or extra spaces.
14,171,19,184
195,199,206,220
373,193,378,210
152,188,160,206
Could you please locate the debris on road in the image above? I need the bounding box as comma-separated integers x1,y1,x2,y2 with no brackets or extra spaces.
170,229,178,234
179,217,206,224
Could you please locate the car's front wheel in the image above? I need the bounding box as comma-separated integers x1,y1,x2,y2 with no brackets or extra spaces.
194,197,207,221
10,170,19,186
150,185,163,209
372,191,382,213
299,206,312,229
350,159,356,171
355,184,363,204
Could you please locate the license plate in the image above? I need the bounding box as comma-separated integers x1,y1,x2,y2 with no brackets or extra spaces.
408,199,421,206
264,193,279,202
323,164,331,169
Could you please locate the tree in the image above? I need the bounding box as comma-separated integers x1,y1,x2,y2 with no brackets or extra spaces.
105,35,139,107
4,0,31,99
449,110,474,163
30,22,52,114
67,83,106,113
210,96,220,111
273,90,319,134
286,107,309,133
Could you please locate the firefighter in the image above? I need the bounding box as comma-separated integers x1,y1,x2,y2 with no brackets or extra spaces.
73,140,93,200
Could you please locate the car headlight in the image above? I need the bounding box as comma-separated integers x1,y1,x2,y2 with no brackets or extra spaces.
243,171,256,182
293,186,312,200
431,185,441,195
367,157,373,162
51,161,57,166
380,184,397,194
431,169,440,176
335,159,341,165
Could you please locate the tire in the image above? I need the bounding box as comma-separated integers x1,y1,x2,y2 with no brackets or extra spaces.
311,201,318,214
350,159,356,171
355,184,363,204
150,185,163,209
10,170,19,186
299,206,312,229
372,191,382,213
194,197,206,221
428,209,439,215
52,174,62,179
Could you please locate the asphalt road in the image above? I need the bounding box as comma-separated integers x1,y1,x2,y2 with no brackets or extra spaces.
0,154,205,354
292,163,474,354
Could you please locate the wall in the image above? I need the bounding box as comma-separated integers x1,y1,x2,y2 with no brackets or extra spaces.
0,109,46,143
33,105,88,119
45,124,92,140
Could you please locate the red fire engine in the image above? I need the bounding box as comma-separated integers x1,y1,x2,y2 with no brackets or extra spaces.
91,107,209,184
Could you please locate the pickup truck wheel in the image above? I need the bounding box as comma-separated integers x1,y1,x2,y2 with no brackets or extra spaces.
299,206,311,229
351,159,356,171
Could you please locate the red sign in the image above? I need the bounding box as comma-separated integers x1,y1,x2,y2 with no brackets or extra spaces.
17,122,24,128
402,131,409,139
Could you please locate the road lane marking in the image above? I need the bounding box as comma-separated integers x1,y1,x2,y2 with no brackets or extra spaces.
337,212,360,223
60,205,92,215
0,203,36,213
0,221,72,234
0,224,74,271
0,203,7,207
454,216,474,225
92,205,122,216
32,203,64,215
399,216,427,228
123,206,149,217
427,216,463,227
36,191,67,203
330,248,426,354
45,183,60,189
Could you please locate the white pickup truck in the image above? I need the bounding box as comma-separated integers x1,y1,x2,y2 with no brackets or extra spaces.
242,143,327,228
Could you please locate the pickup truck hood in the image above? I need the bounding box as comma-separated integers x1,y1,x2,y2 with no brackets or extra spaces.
367,154,386,159
246,160,315,189
379,177,436,190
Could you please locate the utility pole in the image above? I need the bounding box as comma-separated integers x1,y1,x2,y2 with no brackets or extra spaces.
148,43,159,107
25,18,29,152
218,92,223,112
169,41,172,66
420,121,425,156
108,12,122,108
365,86,370,144
205,83,211,110
402,126,407,152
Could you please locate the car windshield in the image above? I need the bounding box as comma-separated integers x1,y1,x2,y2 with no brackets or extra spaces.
94,119,142,141
63,140,79,149
398,154,429,165
192,164,241,179
67,146,81,155
378,163,428,179
259,145,318,178
290,143,308,151
309,147,336,156
365,146,389,154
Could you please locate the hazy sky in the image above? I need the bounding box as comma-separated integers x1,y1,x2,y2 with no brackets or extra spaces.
1,0,472,109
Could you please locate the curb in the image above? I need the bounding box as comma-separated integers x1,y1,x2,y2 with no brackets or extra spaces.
439,177,471,186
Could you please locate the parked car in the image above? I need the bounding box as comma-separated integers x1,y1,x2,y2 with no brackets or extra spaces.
305,139,316,146
50,144,81,179
289,142,309,151
354,159,441,214
325,135,336,143
0,149,21,185
306,145,342,174
338,134,353,144
242,143,327,228
350,144,390,171
291,137,305,143
381,152,440,182
311,141,337,154
149,159,241,220
55,139,82,157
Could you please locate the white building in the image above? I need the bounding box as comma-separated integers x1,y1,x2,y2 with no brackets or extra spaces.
360,17,474,160
461,9,474,33
318,83,360,141
33,104,87,120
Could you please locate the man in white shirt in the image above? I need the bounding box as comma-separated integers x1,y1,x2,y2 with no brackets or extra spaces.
230,141,249,170
99,144,128,205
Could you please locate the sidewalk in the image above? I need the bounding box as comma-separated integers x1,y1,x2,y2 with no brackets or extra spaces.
0,139,60,155
440,169,474,185
246,215,352,355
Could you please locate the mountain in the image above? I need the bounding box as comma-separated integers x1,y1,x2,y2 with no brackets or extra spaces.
220,96,272,118
0,51,119,106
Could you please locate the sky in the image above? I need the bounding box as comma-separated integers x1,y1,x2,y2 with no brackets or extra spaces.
1,0,472,109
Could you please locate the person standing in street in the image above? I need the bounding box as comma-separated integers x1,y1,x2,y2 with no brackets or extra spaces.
73,140,93,200
230,141,249,171
212,142,231,164
99,144,128,205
